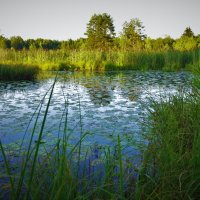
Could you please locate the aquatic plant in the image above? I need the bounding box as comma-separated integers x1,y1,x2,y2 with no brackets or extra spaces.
0,63,39,81
136,90,200,199
0,73,200,199
0,76,138,199
0,48,200,72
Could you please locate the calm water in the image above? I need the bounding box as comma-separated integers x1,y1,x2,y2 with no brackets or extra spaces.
0,71,191,154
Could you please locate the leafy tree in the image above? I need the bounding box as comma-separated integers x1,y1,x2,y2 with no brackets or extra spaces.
113,37,121,50
152,38,165,51
61,39,75,51
145,36,174,51
26,39,39,49
26,38,60,50
162,36,175,50
61,38,85,51
182,27,194,38
10,36,25,50
85,13,115,51
174,27,196,51
144,37,153,51
0,35,10,49
75,38,86,50
196,34,200,48
42,39,60,50
120,18,146,51
173,36,197,51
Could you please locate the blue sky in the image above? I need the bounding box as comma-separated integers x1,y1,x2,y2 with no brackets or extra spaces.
0,0,200,40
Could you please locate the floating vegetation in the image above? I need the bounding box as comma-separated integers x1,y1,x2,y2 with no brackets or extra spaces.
0,72,199,199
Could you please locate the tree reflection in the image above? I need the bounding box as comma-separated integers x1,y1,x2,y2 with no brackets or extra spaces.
83,77,114,106
116,73,142,102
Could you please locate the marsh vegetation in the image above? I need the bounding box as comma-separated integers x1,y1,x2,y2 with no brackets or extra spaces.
1,71,200,199
0,13,200,199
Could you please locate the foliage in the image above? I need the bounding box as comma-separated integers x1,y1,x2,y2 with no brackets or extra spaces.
173,36,197,51
0,63,39,81
145,36,175,52
0,17,199,53
1,74,200,199
10,36,25,50
196,34,200,48
85,13,115,50
0,78,136,199
61,38,85,51
0,48,200,72
136,92,200,200
0,35,11,49
182,27,195,38
173,27,197,51
120,18,146,51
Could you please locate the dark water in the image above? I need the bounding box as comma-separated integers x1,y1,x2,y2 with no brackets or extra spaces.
0,71,191,155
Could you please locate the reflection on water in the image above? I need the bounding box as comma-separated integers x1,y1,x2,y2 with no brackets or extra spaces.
0,71,191,152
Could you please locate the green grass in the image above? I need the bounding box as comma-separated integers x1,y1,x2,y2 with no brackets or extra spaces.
136,90,200,200
0,48,200,72
0,74,200,199
0,63,39,81
0,77,137,200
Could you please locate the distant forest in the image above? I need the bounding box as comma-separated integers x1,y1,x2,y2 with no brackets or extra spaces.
0,13,200,52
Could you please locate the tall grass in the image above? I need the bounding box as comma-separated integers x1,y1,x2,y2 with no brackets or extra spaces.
1,73,200,199
136,90,200,199
0,63,39,81
0,76,137,200
0,48,200,72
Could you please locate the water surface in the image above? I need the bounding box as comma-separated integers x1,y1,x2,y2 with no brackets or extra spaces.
0,71,191,154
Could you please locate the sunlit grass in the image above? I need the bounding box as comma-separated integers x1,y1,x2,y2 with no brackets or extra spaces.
0,48,200,72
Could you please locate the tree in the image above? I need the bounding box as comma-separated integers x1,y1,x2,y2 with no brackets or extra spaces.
145,36,174,52
10,36,25,50
0,35,10,49
182,27,194,38
85,13,115,51
61,38,86,51
196,34,200,48
173,36,197,51
162,36,175,50
174,27,196,51
26,39,39,49
120,18,146,51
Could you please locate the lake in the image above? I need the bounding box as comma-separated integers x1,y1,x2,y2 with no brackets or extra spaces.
0,71,191,157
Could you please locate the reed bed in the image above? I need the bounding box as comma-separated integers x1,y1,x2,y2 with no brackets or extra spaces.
0,63,39,81
0,49,200,72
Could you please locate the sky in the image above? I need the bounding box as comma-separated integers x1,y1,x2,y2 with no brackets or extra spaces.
0,0,200,40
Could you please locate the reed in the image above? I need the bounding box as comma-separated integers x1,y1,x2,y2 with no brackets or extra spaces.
0,76,134,200
0,63,39,81
0,73,200,199
136,89,200,199
0,49,200,72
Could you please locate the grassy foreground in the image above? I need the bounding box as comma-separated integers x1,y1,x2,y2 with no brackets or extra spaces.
136,90,200,199
0,76,200,199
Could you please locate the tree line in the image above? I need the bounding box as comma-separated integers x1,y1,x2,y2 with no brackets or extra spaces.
0,13,200,52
